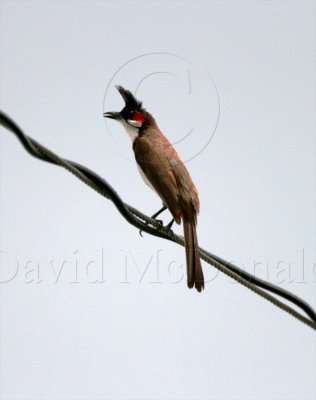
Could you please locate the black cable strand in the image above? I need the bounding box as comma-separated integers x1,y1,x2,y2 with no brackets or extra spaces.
171,233,316,330
1,110,315,329
199,248,316,324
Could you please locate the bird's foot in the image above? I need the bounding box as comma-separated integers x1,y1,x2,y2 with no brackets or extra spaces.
139,218,163,237
139,206,167,237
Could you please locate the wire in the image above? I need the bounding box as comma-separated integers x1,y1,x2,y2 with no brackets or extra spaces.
1,110,315,330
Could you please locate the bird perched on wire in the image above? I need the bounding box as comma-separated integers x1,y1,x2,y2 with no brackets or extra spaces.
104,86,204,292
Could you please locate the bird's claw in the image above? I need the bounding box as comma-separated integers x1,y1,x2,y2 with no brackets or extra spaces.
139,218,164,237
155,219,163,227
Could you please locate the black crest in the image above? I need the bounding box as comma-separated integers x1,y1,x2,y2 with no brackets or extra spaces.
115,85,143,110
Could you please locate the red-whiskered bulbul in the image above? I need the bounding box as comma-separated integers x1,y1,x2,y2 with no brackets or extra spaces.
104,86,204,292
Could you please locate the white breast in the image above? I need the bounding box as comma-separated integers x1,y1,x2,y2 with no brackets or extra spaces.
137,164,155,191
119,120,156,192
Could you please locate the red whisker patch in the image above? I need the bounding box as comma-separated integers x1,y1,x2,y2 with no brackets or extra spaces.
133,113,145,124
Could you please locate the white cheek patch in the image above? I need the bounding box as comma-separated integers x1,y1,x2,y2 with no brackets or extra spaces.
127,119,142,128
120,119,139,142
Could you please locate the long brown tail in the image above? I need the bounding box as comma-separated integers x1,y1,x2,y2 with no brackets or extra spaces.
183,217,204,292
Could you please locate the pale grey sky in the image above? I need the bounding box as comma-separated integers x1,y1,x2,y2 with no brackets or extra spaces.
0,1,315,399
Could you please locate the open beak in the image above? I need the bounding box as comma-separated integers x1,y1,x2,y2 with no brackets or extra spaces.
103,111,121,120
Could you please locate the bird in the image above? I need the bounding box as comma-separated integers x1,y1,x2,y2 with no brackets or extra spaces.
104,86,204,292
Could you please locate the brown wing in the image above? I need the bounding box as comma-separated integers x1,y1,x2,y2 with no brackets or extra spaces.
133,128,199,223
